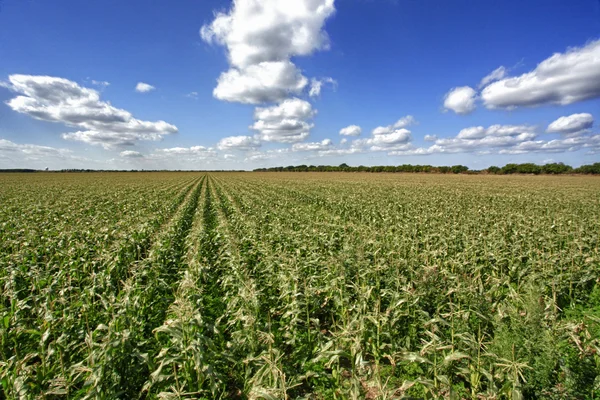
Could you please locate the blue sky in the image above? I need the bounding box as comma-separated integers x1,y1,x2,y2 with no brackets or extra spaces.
0,0,599,170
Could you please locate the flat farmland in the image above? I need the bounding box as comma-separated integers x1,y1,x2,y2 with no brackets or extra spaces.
1,172,599,399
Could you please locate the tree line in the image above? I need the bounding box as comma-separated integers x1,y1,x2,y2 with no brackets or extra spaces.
2,163,599,175
254,162,600,175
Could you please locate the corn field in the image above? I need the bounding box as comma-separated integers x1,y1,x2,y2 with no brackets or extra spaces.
1,172,599,399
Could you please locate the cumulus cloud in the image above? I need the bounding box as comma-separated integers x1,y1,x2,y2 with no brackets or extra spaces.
443,86,477,114
152,146,217,159
371,115,416,136
292,138,332,151
5,75,177,149
309,77,337,97
0,139,73,158
201,0,335,69
201,0,336,104
481,40,600,109
546,113,594,136
478,66,507,89
338,117,416,152
120,150,144,158
245,148,290,162
135,82,155,93
456,126,486,140
217,135,261,150
393,115,417,129
387,123,600,156
285,119,599,158
0,139,94,168
457,124,536,140
363,128,412,151
339,125,361,136
318,147,364,156
213,61,308,104
408,125,537,155
251,98,315,143
499,136,600,155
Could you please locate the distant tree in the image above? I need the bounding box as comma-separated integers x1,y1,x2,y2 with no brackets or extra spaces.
515,163,541,175
451,165,469,174
542,162,572,174
501,164,519,174
575,162,600,174
251,161,598,175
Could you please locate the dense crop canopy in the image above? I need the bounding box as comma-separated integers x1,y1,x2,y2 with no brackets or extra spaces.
1,172,599,399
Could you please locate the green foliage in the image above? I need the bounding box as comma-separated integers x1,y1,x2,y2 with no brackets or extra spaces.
1,172,599,399
254,161,600,175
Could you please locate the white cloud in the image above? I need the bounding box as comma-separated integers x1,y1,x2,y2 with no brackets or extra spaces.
318,147,364,156
351,128,412,152
254,97,315,121
213,61,308,104
393,115,417,129
478,66,506,89
387,123,600,156
388,147,432,156
186,91,199,99
339,125,361,136
273,118,600,159
481,40,600,109
309,77,337,97
152,146,217,159
499,136,600,154
5,75,177,149
372,115,417,136
201,0,335,69
487,124,537,136
0,139,93,168
251,98,315,143
0,139,73,158
292,138,332,151
135,82,155,93
252,120,312,143
217,135,261,150
91,80,110,87
457,128,480,140
120,150,144,158
443,86,477,115
338,117,416,152
245,148,290,162
340,138,347,144
364,128,412,151
201,0,336,104
372,126,391,135
456,124,536,140
546,113,594,136
434,125,537,153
